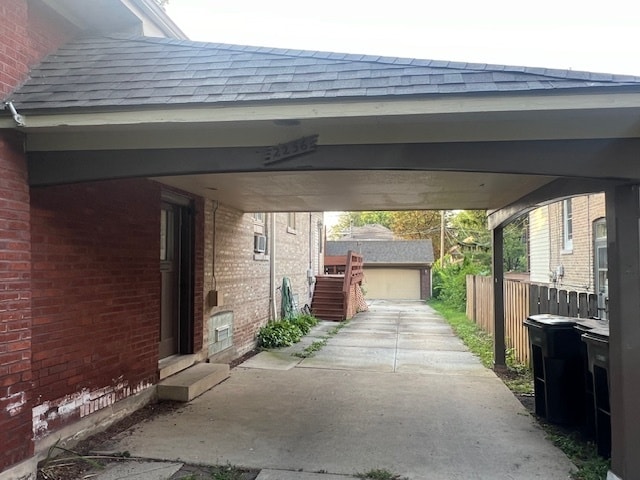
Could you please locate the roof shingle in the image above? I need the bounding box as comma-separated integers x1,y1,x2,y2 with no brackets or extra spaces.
8,35,640,111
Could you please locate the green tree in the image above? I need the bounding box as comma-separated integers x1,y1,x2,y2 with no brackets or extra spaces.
329,211,394,238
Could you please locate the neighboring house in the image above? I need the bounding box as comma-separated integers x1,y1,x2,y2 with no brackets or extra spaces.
528,193,607,317
0,2,323,478
326,226,434,300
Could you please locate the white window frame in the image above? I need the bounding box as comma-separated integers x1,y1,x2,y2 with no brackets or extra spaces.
562,198,573,252
287,212,297,234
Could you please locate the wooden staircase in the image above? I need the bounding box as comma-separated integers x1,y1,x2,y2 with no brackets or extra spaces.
311,275,345,321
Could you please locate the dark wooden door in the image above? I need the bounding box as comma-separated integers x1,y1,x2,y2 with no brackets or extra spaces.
160,203,179,358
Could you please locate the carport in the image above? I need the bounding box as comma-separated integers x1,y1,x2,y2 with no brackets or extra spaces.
4,36,640,479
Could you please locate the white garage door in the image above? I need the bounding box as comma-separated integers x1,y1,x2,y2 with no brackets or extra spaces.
364,268,421,299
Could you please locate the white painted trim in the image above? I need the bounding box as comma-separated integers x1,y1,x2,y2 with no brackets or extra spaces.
607,471,623,480
6,91,640,130
34,387,156,462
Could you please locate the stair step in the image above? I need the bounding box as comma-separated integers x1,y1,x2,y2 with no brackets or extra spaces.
312,304,344,311
314,314,344,321
157,363,229,402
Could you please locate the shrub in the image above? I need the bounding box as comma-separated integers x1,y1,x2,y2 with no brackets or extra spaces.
256,314,319,348
289,314,318,335
432,255,487,311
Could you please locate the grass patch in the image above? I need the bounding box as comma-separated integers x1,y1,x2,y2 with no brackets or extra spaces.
293,339,328,358
429,300,494,368
291,319,350,358
355,468,409,480
545,428,610,480
428,299,609,480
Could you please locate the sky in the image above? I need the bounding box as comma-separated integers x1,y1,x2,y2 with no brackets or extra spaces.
166,0,640,76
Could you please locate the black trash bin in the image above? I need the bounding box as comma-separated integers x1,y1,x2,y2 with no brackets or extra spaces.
582,327,611,458
574,318,606,440
524,314,585,425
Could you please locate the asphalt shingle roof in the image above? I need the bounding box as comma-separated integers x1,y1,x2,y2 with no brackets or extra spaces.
8,35,640,111
326,240,434,265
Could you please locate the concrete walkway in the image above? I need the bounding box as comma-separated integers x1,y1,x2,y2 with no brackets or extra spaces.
100,300,575,479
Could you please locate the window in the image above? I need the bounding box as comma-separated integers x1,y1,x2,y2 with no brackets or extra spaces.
287,212,296,233
562,198,573,251
252,213,268,259
593,218,608,319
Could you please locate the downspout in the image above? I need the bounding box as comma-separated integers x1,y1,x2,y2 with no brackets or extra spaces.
1,101,25,126
308,213,313,303
269,213,277,320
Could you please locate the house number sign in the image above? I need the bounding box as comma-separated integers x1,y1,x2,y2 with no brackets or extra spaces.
264,134,318,165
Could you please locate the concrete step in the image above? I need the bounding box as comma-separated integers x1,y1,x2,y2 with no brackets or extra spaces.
158,354,197,380
157,363,229,402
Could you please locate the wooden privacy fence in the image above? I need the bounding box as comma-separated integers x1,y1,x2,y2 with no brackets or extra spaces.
529,284,602,318
466,276,603,366
466,275,530,364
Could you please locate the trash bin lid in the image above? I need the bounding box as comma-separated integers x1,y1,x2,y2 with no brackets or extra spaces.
526,314,577,327
574,318,608,332
583,326,610,340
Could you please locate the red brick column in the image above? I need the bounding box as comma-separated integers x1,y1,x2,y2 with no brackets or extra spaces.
0,132,34,471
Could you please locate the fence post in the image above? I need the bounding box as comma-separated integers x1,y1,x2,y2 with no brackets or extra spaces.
529,284,539,315
568,291,578,317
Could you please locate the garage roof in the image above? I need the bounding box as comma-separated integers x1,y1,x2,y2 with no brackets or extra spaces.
326,240,435,265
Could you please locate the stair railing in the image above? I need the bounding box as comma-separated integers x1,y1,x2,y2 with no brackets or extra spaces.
343,250,364,319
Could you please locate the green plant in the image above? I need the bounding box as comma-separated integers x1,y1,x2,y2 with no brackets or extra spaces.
544,428,610,480
257,321,302,348
289,314,319,335
210,463,246,480
257,314,320,348
293,339,327,358
432,256,486,311
355,468,409,480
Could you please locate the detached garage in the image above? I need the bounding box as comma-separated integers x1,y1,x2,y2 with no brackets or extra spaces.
325,239,434,300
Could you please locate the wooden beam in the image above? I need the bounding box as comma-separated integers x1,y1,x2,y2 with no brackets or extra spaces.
493,226,507,369
605,185,640,480
487,177,624,229
28,138,640,187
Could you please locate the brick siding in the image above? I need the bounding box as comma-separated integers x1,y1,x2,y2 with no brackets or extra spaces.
548,194,605,293
1,1,75,470
0,132,33,470
29,180,161,438
0,0,75,99
205,208,323,361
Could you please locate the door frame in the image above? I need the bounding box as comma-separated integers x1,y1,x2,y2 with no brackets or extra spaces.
161,191,195,355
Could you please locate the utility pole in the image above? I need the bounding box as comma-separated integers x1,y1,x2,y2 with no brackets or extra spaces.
440,210,445,263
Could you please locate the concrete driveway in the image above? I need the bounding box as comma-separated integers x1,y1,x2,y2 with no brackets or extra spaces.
104,300,575,479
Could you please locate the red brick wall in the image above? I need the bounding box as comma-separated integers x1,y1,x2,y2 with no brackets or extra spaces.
29,179,161,438
0,131,33,471
0,0,75,98
0,2,74,469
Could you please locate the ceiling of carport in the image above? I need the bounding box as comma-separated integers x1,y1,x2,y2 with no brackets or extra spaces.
155,170,557,212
